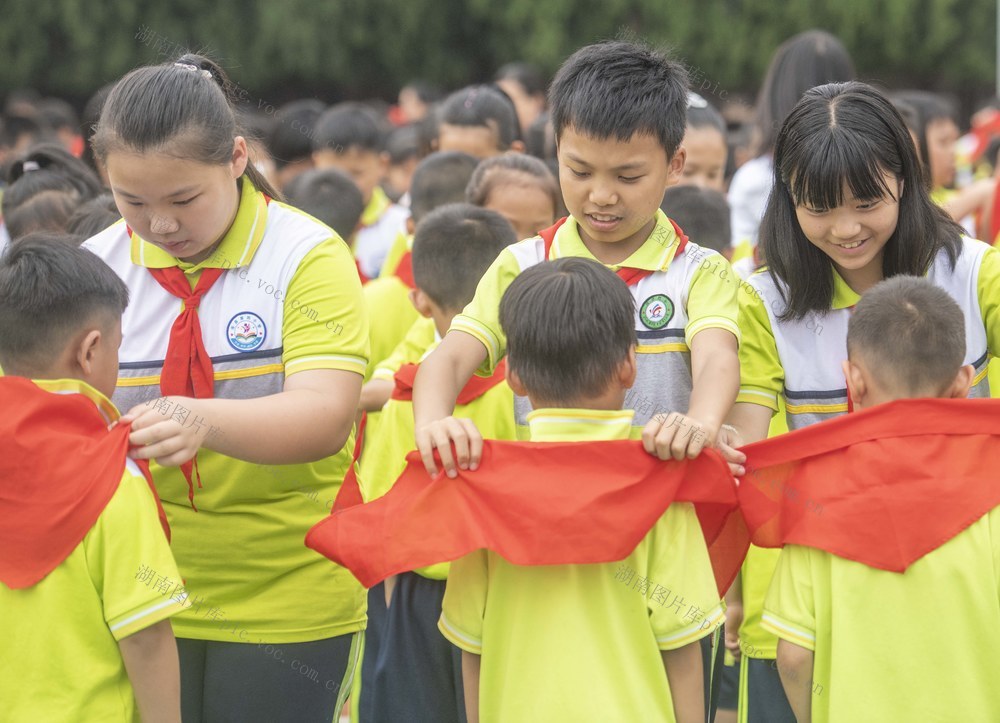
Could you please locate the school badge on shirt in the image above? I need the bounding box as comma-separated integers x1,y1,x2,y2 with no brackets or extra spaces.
640,294,674,329
227,312,266,352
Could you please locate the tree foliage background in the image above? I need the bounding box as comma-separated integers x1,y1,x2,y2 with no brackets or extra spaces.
1,0,995,116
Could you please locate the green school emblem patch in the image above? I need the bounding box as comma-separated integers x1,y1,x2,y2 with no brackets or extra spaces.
640,294,674,329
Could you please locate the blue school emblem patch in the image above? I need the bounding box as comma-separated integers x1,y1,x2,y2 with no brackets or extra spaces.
227,312,266,352
640,294,674,329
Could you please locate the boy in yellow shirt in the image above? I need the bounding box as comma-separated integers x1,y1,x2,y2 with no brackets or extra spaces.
0,234,185,722
440,257,723,722
412,39,740,475
753,277,1000,721
364,203,518,723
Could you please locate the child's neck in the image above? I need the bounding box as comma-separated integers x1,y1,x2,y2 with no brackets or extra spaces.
835,256,886,296
579,217,657,266
528,390,626,412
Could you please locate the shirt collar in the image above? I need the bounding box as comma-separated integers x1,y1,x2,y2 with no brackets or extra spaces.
130,178,269,273
31,378,120,425
361,186,391,228
552,208,681,272
527,408,635,442
831,268,862,310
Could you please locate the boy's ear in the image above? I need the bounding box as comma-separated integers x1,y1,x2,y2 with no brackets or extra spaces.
666,147,687,186
408,288,434,318
505,365,528,397
947,364,975,399
74,329,104,378
620,346,638,389
406,217,415,235
842,358,868,408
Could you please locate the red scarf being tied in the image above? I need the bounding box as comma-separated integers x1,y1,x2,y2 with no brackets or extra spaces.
0,377,170,589
307,439,748,596
738,398,1000,572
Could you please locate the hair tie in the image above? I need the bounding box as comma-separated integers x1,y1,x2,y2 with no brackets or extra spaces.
174,62,213,80
21,160,41,172
687,92,709,109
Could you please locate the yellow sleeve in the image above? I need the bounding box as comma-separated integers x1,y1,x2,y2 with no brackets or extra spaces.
760,545,821,651
684,252,741,345
379,230,411,279
736,275,784,411
438,549,490,654
977,245,1000,356
449,247,523,376
645,503,725,650
282,238,369,377
372,316,437,382
85,468,186,640
990,508,1000,602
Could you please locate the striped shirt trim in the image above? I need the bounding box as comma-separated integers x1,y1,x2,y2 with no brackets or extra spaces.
119,346,285,371
437,614,483,654
784,402,848,415
284,354,366,374
761,612,816,651
109,597,185,639
656,605,725,649
117,363,285,388
737,387,781,410
450,318,501,365
784,388,848,401
686,316,741,345
636,342,688,354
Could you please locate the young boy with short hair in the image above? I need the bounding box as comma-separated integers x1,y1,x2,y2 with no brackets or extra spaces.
742,276,1000,722
0,234,186,723
283,167,366,242
312,102,408,278
363,203,518,723
413,39,740,476
439,257,724,722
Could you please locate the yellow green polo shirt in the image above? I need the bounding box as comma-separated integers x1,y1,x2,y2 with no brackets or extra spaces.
362,270,420,380
130,180,370,643
762,508,1000,722
439,408,724,722
0,379,185,722
379,229,411,280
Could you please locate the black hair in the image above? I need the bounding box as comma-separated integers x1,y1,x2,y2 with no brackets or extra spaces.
37,98,79,133
496,62,547,98
752,30,855,157
411,203,517,311
402,80,444,105
438,85,521,150
890,91,957,183
283,168,365,240
312,102,387,154
761,82,964,320
661,186,730,253
465,153,559,213
268,99,326,169
80,83,114,180
409,151,480,223
92,53,280,199
525,111,557,161
500,257,636,405
385,123,423,165
0,114,45,151
67,193,122,238
687,93,726,136
2,143,103,240
548,40,689,157
0,232,128,374
848,276,966,395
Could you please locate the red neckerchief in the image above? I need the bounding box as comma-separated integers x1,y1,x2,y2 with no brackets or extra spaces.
538,216,690,286
391,359,507,405
394,251,415,290
740,398,1000,572
0,377,170,589
307,438,747,596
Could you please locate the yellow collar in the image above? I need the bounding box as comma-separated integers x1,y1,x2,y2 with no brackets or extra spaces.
831,268,862,310
527,408,635,442
130,179,269,273
360,186,391,228
31,378,120,425
553,209,683,272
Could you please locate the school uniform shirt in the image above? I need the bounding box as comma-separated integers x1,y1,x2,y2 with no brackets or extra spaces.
378,228,411,280
728,155,773,251
734,238,1000,664
438,409,724,723
362,237,419,381
0,380,185,722
763,511,1000,722
83,179,370,644
451,209,740,438
354,187,409,279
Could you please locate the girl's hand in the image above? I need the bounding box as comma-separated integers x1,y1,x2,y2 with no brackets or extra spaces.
122,398,208,467
642,412,716,461
415,416,484,478
717,423,747,476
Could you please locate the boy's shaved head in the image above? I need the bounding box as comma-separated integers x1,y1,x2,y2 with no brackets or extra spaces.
848,276,966,396
549,40,689,157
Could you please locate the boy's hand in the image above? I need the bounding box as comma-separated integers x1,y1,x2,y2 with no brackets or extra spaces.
123,398,208,467
415,416,484,478
724,601,744,661
717,424,747,476
642,412,715,461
